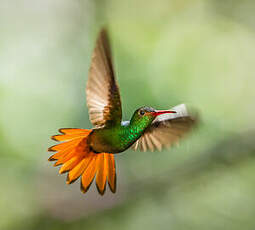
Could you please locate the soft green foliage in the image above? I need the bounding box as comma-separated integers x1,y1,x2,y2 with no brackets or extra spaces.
1,0,255,230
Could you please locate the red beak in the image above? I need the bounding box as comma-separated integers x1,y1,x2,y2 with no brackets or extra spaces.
151,110,176,117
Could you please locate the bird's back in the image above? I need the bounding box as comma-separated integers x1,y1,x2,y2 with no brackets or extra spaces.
88,121,142,153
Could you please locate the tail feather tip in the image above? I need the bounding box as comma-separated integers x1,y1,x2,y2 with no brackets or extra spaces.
48,129,117,195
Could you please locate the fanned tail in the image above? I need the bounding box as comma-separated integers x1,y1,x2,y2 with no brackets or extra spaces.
48,128,116,195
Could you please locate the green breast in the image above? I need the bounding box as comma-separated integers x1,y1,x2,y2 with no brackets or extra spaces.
88,121,146,153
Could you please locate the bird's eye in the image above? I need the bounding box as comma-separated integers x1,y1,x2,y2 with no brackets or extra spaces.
139,110,145,116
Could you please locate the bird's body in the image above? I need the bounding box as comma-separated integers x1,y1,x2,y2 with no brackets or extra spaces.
48,28,197,195
89,122,139,153
89,106,158,153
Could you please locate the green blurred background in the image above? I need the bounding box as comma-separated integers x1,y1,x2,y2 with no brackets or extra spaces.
1,0,255,229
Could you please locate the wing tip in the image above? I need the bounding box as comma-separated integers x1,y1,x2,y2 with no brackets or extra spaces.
99,26,109,38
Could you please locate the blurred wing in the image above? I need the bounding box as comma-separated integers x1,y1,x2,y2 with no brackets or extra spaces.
86,29,122,127
132,104,197,151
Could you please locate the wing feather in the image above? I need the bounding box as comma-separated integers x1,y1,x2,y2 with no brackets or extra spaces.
132,104,197,151
86,29,122,127
146,134,155,152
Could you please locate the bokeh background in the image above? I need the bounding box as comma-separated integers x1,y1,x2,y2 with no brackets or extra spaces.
1,0,255,229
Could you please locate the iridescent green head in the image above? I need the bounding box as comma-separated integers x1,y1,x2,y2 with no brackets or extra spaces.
130,106,156,128
130,106,177,130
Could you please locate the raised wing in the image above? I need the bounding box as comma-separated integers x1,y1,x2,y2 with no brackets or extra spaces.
132,104,197,151
86,29,122,127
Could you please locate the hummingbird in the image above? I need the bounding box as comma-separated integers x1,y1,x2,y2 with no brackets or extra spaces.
48,28,197,195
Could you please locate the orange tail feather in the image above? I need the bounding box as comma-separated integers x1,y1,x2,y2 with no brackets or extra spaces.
48,128,116,195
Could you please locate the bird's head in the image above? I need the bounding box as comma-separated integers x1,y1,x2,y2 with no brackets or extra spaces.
130,106,176,127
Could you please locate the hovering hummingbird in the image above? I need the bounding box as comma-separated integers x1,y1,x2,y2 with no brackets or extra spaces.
48,28,197,195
